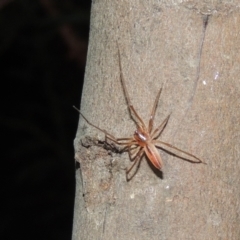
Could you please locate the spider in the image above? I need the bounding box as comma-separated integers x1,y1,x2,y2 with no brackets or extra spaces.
74,46,205,181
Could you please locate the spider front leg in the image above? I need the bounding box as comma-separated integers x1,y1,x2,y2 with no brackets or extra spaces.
73,106,118,141
117,45,148,132
74,106,144,176
151,114,171,140
148,87,163,133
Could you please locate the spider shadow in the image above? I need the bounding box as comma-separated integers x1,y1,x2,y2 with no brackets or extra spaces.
146,159,164,179
126,155,164,181
144,147,204,181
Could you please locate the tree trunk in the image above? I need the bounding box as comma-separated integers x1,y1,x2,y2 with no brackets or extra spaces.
72,1,240,239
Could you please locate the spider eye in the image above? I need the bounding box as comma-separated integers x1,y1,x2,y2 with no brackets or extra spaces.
134,130,138,138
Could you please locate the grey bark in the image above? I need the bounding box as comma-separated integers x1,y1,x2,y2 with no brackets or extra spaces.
72,1,240,239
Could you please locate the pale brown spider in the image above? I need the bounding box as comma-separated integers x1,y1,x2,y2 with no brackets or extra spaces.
74,46,205,181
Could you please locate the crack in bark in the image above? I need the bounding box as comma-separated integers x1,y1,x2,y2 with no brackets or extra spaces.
173,14,209,138
77,136,118,211
195,15,209,91
187,14,209,112
101,204,109,238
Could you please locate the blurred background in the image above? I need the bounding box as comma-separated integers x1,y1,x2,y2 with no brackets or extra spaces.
1,0,90,239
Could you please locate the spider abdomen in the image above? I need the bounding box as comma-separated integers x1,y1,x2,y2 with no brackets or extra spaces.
144,143,163,170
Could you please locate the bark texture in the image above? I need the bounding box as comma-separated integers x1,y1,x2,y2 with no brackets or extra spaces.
73,1,240,239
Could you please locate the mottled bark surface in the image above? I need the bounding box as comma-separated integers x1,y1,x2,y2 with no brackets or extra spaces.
72,1,240,239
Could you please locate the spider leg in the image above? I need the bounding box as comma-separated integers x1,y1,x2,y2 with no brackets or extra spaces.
116,138,137,144
104,137,136,147
114,139,138,154
128,145,141,161
151,114,171,140
148,87,162,133
74,106,140,153
153,140,206,164
116,143,138,155
126,148,145,181
73,106,119,142
117,44,147,131
102,136,131,153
